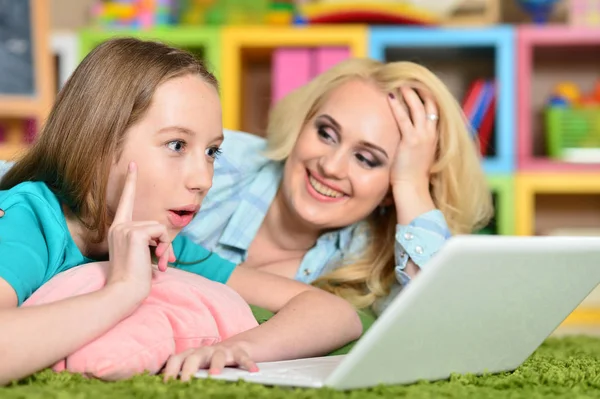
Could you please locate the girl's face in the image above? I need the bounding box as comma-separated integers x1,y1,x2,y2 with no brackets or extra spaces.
280,79,401,230
106,74,223,239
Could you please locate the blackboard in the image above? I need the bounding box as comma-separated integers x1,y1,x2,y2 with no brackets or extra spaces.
0,0,35,96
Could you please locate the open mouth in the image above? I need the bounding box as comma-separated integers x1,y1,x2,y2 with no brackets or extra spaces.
306,170,346,199
171,210,193,217
167,205,200,228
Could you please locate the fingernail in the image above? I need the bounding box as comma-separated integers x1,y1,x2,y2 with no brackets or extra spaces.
128,161,136,172
388,93,395,99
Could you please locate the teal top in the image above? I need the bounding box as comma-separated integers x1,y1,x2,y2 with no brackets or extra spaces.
0,181,236,305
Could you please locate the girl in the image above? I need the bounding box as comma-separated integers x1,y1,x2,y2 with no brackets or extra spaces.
0,38,361,384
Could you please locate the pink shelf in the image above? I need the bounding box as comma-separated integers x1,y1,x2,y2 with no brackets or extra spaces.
518,25,600,45
271,47,351,104
314,47,350,75
272,48,312,104
520,158,600,172
517,25,600,172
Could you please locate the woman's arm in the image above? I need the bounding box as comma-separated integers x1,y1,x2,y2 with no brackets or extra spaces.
0,277,144,385
163,267,362,381
393,184,451,279
387,86,451,281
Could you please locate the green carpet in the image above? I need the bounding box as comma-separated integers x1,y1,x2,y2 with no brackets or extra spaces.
3,335,600,398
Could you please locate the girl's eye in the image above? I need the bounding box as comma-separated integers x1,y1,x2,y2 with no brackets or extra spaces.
355,152,380,168
167,140,186,153
205,146,222,159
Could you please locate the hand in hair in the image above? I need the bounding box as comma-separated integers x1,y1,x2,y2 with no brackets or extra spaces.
387,86,438,225
388,86,438,189
106,161,175,301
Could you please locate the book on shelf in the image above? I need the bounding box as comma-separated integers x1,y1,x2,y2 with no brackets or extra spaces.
462,78,496,156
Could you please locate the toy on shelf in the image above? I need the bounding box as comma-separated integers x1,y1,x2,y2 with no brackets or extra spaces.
545,80,600,163
294,1,441,25
515,0,561,24
462,79,496,156
294,0,501,26
443,0,501,26
569,0,600,27
178,0,295,25
92,0,176,29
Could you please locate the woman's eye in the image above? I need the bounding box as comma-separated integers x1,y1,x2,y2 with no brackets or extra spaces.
167,140,186,153
205,146,222,159
355,153,379,168
317,125,335,142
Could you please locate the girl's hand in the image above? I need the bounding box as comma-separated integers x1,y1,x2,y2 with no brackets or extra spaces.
106,161,175,302
388,86,439,192
162,342,259,382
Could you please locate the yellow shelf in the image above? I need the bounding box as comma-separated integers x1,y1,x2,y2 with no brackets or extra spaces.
0,98,48,119
561,307,600,326
0,143,28,161
221,25,368,130
515,172,600,235
517,173,600,193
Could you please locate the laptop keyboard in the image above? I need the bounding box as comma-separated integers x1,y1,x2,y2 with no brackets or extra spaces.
194,355,346,388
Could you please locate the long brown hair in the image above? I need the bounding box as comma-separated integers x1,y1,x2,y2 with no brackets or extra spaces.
0,37,218,242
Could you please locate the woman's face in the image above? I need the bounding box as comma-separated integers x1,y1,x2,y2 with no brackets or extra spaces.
281,79,401,230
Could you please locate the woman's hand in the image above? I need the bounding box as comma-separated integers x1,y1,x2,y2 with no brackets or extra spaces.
387,86,438,224
162,341,259,382
388,86,438,190
106,161,175,302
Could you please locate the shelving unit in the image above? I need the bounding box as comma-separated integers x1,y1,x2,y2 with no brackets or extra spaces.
517,25,600,172
220,25,367,132
515,25,600,239
0,0,54,162
487,175,516,235
515,173,600,236
369,26,515,176
15,23,600,246
368,26,516,236
79,27,221,80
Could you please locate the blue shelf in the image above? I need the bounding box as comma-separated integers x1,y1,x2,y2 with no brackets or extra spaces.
368,26,515,174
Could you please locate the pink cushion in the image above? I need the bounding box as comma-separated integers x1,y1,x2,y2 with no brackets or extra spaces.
22,262,258,381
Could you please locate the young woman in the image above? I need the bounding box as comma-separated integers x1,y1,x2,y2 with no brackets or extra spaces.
182,58,495,314
0,38,361,385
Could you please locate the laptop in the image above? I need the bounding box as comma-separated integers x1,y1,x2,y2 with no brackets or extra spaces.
194,235,600,390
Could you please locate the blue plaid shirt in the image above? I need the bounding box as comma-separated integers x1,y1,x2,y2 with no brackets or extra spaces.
182,130,452,314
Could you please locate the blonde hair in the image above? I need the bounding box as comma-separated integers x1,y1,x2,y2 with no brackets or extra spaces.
265,58,494,310
0,38,218,242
